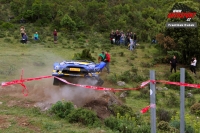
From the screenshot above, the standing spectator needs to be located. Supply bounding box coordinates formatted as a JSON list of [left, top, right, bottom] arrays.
[[129, 37, 134, 51], [170, 55, 177, 73], [120, 33, 125, 45], [133, 33, 137, 47], [98, 51, 105, 63], [34, 32, 39, 40], [21, 33, 28, 44], [53, 29, 58, 44], [20, 26, 25, 38], [190, 57, 197, 75], [104, 51, 110, 73], [110, 31, 115, 44]]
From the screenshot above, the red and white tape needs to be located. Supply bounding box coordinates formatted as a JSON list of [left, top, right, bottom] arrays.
[[1, 72, 200, 114]]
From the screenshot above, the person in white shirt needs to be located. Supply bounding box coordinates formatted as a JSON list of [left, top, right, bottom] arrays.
[[190, 57, 197, 75]]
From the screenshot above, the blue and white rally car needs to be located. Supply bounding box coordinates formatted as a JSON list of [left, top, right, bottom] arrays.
[[52, 60, 106, 86]]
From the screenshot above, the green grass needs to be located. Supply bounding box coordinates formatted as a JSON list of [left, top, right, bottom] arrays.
[[0, 30, 200, 132]]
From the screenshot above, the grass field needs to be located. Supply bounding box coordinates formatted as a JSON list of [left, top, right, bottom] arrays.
[[0, 31, 200, 133]]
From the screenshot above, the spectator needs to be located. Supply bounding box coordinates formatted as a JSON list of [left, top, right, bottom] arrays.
[[151, 37, 156, 44], [190, 57, 197, 75], [98, 51, 105, 63], [34, 32, 39, 40], [129, 37, 134, 51], [104, 51, 110, 73], [20, 26, 25, 38], [53, 29, 58, 44], [110, 31, 115, 44], [170, 55, 177, 73], [133, 33, 137, 47], [120, 33, 125, 45], [21, 33, 28, 44]]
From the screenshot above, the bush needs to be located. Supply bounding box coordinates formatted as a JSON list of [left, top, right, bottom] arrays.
[[157, 108, 172, 122], [170, 120, 195, 133], [4, 38, 12, 43], [157, 121, 170, 131], [104, 116, 119, 131], [187, 96, 196, 107], [0, 32, 6, 38], [50, 101, 74, 118], [67, 108, 100, 126], [73, 49, 95, 61], [165, 92, 179, 107], [190, 103, 200, 115], [106, 73, 118, 84], [134, 124, 151, 133], [1, 22, 14, 29], [109, 104, 134, 117], [167, 71, 194, 90], [118, 71, 132, 83]]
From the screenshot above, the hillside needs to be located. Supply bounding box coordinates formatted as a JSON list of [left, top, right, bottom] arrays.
[[0, 0, 200, 132]]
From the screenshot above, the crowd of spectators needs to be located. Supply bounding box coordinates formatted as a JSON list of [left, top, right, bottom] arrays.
[[109, 30, 137, 50]]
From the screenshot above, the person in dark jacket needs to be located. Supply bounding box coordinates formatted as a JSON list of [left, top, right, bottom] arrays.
[[170, 55, 177, 73]]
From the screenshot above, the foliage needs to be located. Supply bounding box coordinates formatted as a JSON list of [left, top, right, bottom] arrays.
[[50, 101, 74, 118], [60, 14, 77, 32], [104, 116, 119, 131], [171, 111, 200, 133], [165, 92, 179, 107], [73, 49, 95, 62], [190, 103, 200, 115], [167, 71, 194, 90], [157, 121, 170, 131], [109, 104, 134, 117], [67, 108, 100, 127], [1, 22, 14, 29], [157, 108, 172, 122]]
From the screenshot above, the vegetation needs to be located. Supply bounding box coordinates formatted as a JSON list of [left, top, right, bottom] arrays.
[[0, 0, 199, 132]]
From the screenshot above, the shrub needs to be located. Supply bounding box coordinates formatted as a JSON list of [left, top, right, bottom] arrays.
[[1, 22, 14, 29], [187, 96, 196, 107], [104, 115, 135, 132], [4, 38, 12, 43], [134, 124, 151, 133], [169, 127, 179, 133], [165, 92, 179, 107], [67, 108, 100, 126], [190, 103, 200, 115], [131, 66, 138, 74], [0, 32, 6, 38], [140, 62, 153, 68], [73, 49, 95, 61], [106, 73, 118, 84], [157, 121, 170, 131], [170, 120, 195, 133], [50, 101, 74, 118], [167, 71, 194, 90], [118, 71, 132, 82], [170, 120, 180, 129], [157, 108, 172, 122], [136, 87, 150, 99], [109, 104, 134, 117], [104, 116, 119, 131]]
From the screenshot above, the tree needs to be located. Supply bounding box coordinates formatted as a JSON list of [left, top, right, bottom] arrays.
[[60, 14, 76, 32]]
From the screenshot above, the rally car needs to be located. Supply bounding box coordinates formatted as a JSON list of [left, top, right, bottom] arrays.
[[52, 60, 106, 86]]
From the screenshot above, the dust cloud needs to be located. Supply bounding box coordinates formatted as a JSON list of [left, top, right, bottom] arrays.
[[1, 51, 104, 109]]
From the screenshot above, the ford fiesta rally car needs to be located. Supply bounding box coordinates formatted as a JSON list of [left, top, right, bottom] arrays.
[[52, 60, 106, 86]]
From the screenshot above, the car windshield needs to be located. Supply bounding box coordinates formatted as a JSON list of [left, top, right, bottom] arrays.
[[60, 61, 66, 65]]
